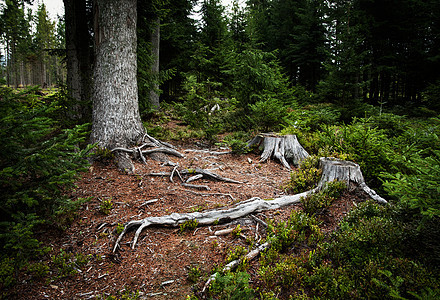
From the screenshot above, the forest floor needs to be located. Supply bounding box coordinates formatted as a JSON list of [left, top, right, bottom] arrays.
[[10, 123, 370, 299]]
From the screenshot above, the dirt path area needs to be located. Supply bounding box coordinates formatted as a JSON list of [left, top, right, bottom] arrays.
[[11, 141, 364, 299]]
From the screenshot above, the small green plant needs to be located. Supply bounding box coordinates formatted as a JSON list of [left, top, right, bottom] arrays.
[[301, 180, 347, 216], [187, 265, 202, 283], [283, 155, 322, 194], [208, 271, 255, 300], [0, 257, 16, 288], [231, 225, 242, 237], [116, 223, 125, 235], [100, 198, 113, 215], [179, 219, 199, 233], [51, 249, 77, 278], [226, 246, 247, 263], [94, 146, 115, 160], [27, 262, 50, 279]]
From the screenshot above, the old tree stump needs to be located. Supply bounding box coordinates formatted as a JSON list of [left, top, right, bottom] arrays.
[[247, 133, 309, 169]]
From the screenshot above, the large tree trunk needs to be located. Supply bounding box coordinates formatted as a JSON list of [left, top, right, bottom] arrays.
[[63, 0, 93, 121], [149, 16, 160, 110], [90, 0, 145, 149]]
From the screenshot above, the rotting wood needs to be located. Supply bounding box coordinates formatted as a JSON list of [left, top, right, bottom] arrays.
[[112, 157, 386, 252], [111, 146, 184, 158], [138, 199, 158, 208], [186, 174, 203, 183], [247, 133, 309, 168]]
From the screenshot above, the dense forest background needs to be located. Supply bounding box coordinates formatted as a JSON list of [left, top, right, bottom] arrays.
[[1, 0, 440, 299]]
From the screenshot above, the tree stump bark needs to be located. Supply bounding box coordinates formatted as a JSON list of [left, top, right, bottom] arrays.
[[317, 157, 387, 204], [247, 133, 309, 168]]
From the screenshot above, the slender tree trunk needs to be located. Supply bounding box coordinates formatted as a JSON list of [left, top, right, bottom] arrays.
[[64, 0, 93, 120], [90, 0, 145, 149], [149, 16, 160, 110]]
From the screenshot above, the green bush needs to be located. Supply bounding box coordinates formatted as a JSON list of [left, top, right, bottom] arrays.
[[208, 271, 255, 300], [249, 96, 287, 132], [283, 155, 322, 194], [0, 87, 92, 286], [301, 180, 347, 216], [383, 149, 440, 221], [175, 75, 227, 140], [318, 121, 392, 189], [266, 211, 323, 252], [285, 103, 341, 132]]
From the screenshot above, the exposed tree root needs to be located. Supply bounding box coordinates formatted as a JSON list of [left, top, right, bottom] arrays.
[[248, 133, 309, 168], [148, 167, 243, 184], [113, 189, 314, 252], [113, 157, 387, 252]]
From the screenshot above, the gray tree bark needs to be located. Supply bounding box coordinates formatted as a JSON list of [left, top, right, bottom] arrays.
[[90, 0, 145, 149], [149, 16, 160, 110]]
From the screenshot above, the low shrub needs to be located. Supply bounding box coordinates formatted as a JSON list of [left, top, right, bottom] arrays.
[[301, 180, 347, 216], [283, 155, 322, 194]]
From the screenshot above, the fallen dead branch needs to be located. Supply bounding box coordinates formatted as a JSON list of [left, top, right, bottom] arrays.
[[148, 167, 243, 184], [181, 183, 210, 190], [184, 149, 233, 155]]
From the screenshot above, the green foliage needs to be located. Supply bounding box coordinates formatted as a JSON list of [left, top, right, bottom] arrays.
[[257, 199, 440, 299], [383, 150, 440, 221], [175, 75, 227, 140], [51, 249, 90, 279], [318, 120, 392, 188], [249, 96, 286, 132], [116, 223, 125, 235], [266, 211, 323, 252], [0, 257, 16, 289], [220, 131, 251, 154], [103, 289, 141, 300], [0, 87, 92, 289], [179, 219, 199, 233], [285, 103, 341, 132], [226, 245, 247, 263], [27, 261, 50, 279], [99, 198, 113, 215], [187, 265, 201, 283], [208, 271, 255, 300], [301, 180, 347, 216], [283, 155, 322, 194]]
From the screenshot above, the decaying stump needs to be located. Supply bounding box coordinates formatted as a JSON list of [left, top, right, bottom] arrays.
[[318, 157, 387, 204], [247, 133, 309, 169], [112, 156, 386, 252]]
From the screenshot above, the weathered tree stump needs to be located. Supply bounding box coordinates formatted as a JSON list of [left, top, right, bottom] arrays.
[[247, 133, 309, 168], [318, 157, 387, 204], [112, 156, 387, 252]]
